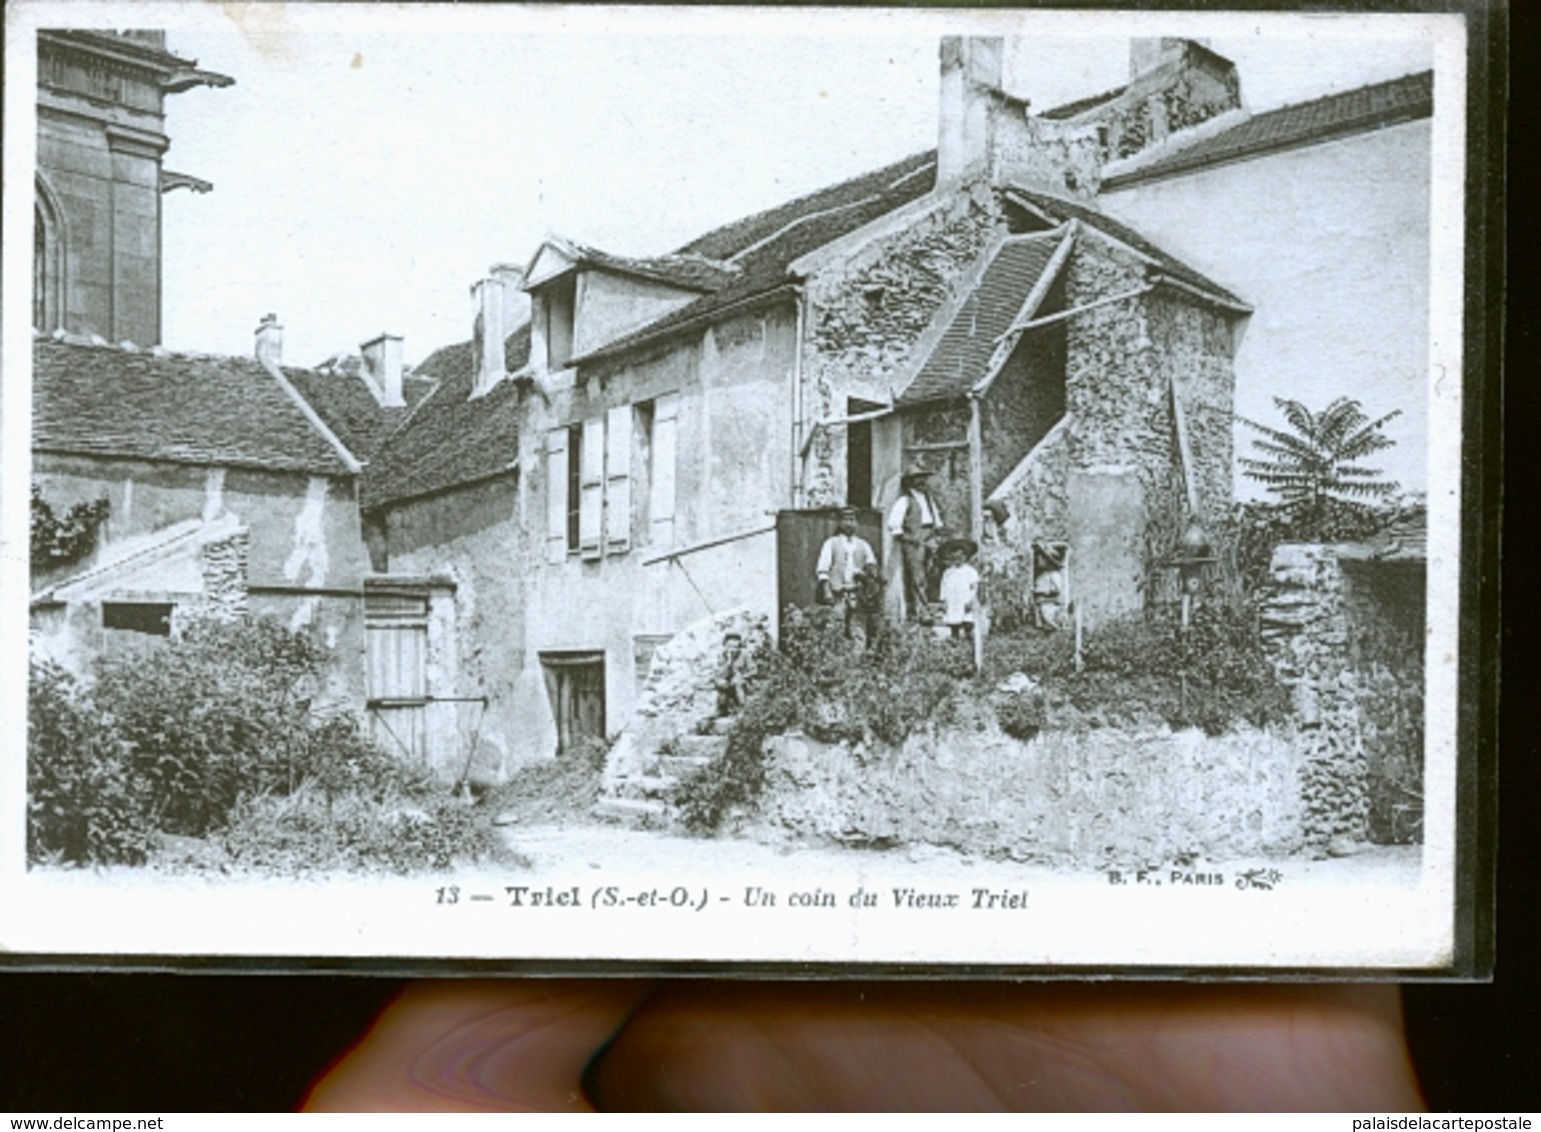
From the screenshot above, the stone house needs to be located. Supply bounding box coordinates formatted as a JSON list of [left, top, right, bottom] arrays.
[[360, 35, 1279, 777], [28, 320, 431, 721]]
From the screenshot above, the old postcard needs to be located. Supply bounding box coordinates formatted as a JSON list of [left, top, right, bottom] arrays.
[[0, 3, 1489, 975]]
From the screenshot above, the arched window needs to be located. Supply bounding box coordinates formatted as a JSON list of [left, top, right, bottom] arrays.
[[34, 175, 66, 333]]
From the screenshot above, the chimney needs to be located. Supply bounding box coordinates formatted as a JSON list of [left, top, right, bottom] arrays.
[[936, 35, 1004, 188], [471, 264, 529, 397], [254, 313, 283, 368], [360, 333, 405, 407], [491, 262, 531, 334], [1130, 37, 1197, 79]]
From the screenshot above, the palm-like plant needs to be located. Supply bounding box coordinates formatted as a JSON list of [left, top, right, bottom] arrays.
[[1239, 397, 1402, 538]]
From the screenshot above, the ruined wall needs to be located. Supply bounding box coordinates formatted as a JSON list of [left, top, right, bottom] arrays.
[[1258, 545, 1368, 853], [803, 190, 1001, 506], [756, 723, 1302, 863], [1148, 293, 1236, 529], [31, 454, 369, 591], [1341, 558, 1427, 844]]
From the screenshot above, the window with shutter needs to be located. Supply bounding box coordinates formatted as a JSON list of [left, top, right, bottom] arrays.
[[545, 427, 569, 564], [579, 416, 605, 559], [606, 405, 633, 554], [649, 393, 679, 550]]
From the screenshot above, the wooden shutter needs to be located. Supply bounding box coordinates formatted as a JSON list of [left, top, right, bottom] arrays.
[[545, 428, 568, 564], [606, 405, 633, 554], [579, 416, 605, 559], [649, 393, 678, 550]]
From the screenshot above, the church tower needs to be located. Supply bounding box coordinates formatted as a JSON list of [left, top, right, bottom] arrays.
[[34, 30, 232, 346]]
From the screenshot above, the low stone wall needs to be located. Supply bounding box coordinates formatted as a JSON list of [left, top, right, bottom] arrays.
[[755, 723, 1303, 864]]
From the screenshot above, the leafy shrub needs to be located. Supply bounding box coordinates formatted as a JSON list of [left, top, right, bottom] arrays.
[[994, 690, 1047, 740], [28, 618, 506, 873], [982, 606, 1289, 737], [27, 661, 152, 866]]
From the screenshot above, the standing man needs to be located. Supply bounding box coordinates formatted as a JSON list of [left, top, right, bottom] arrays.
[[887, 465, 943, 622], [816, 506, 878, 646]]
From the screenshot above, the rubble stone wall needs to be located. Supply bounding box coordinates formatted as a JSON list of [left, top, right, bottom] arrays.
[[195, 528, 250, 622], [1258, 544, 1368, 852], [756, 723, 1303, 863], [803, 191, 1001, 506]]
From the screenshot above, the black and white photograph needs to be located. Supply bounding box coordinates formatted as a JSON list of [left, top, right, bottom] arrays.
[[1, 3, 1481, 974]]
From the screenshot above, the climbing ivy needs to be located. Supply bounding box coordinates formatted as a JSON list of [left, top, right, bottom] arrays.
[[30, 484, 109, 572]]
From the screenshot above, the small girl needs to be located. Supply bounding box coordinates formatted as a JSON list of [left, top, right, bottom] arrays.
[[938, 538, 980, 644]]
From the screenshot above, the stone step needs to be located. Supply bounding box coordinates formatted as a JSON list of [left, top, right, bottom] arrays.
[[656, 754, 713, 779], [593, 795, 669, 824], [707, 716, 737, 736], [626, 773, 679, 798], [673, 734, 729, 761]]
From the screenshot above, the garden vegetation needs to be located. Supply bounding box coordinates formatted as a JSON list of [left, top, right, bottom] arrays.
[[28, 618, 514, 873]]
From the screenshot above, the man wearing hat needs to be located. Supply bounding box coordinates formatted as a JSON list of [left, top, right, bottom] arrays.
[[886, 463, 944, 621], [815, 506, 878, 645]]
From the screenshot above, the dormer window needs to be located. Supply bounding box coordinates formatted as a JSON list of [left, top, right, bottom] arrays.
[[544, 274, 577, 370]]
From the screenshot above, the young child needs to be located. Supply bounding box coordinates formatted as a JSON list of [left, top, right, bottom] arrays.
[[938, 538, 980, 644]]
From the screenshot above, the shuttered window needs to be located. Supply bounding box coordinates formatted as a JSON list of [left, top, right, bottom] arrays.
[[649, 393, 678, 551], [579, 416, 605, 559], [545, 427, 569, 564], [605, 405, 633, 555]]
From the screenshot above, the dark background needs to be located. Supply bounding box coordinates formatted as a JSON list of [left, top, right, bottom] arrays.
[[2, 2, 1527, 1114]]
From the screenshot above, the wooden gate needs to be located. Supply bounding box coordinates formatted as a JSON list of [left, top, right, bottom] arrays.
[[365, 590, 429, 763]]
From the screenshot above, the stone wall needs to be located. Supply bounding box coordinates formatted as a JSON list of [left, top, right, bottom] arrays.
[[755, 723, 1302, 864], [803, 190, 1001, 506], [195, 528, 250, 622], [1257, 544, 1368, 852]]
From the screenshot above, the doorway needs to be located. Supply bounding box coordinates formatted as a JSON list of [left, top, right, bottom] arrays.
[[539, 651, 606, 755]]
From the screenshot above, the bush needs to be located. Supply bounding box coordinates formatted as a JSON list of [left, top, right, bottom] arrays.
[[91, 618, 328, 836], [28, 618, 508, 873], [982, 606, 1289, 736], [27, 661, 152, 866]]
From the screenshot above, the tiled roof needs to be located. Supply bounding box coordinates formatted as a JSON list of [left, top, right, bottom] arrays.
[[897, 232, 1067, 406], [282, 366, 435, 463], [575, 150, 940, 364], [33, 338, 357, 476], [1007, 186, 1246, 308], [360, 325, 531, 509], [1039, 85, 1126, 121], [560, 241, 741, 293], [1102, 71, 1434, 189]]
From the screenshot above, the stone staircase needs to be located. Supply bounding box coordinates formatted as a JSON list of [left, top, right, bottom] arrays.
[[593, 721, 734, 828]]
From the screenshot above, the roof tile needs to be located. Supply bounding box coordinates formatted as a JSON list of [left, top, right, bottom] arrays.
[[33, 339, 357, 476], [898, 233, 1066, 406], [1103, 71, 1433, 189]]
